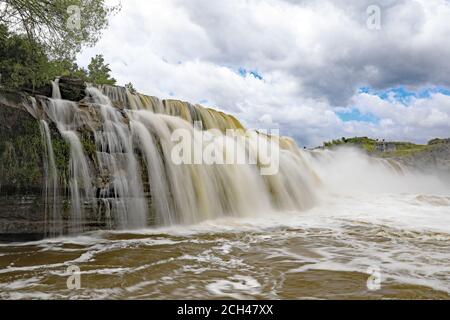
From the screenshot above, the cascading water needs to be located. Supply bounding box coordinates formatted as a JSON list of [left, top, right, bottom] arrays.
[[51, 78, 62, 99], [87, 87, 148, 229], [39, 120, 60, 236], [25, 97, 62, 236], [92, 85, 320, 225], [32, 80, 443, 237], [42, 97, 94, 234], [23, 81, 334, 235], [5, 82, 450, 299]]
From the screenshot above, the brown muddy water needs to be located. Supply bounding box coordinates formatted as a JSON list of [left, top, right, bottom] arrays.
[[1, 193, 449, 300]]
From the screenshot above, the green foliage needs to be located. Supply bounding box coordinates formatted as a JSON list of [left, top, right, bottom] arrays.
[[324, 137, 378, 152], [1, 23, 118, 89], [80, 132, 97, 160], [0, 24, 89, 89], [0, 0, 120, 90], [0, 24, 45, 89], [125, 82, 137, 94], [323, 136, 435, 158], [0, 106, 71, 190], [379, 146, 430, 158], [49, 124, 71, 180], [378, 142, 431, 158], [87, 54, 116, 85], [0, 0, 119, 59], [0, 107, 44, 190]]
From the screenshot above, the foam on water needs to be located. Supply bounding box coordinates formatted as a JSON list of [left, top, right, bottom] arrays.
[[1, 172, 449, 298], [206, 275, 262, 299]]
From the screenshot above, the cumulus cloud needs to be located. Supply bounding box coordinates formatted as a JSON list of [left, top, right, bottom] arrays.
[[78, 0, 450, 146], [350, 92, 450, 141]]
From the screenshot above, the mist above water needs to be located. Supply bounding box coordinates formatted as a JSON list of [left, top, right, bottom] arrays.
[[307, 147, 449, 195]]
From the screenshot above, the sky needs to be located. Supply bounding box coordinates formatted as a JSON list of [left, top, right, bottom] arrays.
[[78, 0, 450, 147]]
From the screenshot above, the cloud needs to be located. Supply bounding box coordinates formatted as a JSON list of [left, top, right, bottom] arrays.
[[78, 0, 450, 146], [350, 91, 450, 141]]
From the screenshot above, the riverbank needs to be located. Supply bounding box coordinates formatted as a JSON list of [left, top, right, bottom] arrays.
[[322, 137, 450, 175]]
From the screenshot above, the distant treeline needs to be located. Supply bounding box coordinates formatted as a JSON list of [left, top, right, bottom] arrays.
[[323, 136, 450, 157]]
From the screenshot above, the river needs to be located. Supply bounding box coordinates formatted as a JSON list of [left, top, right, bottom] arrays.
[[1, 190, 449, 299]]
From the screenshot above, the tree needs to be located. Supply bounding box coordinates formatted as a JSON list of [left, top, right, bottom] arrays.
[[0, 0, 120, 59], [87, 54, 115, 85], [0, 1, 120, 89], [0, 24, 60, 89], [125, 82, 136, 94], [0, 23, 94, 90], [1, 24, 116, 89]]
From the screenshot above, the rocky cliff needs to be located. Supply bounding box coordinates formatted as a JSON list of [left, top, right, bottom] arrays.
[[0, 78, 250, 241], [391, 139, 450, 180], [323, 136, 450, 176], [0, 90, 49, 241], [0, 80, 92, 240]]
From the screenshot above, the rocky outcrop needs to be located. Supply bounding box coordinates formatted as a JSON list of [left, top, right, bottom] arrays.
[[393, 140, 450, 175], [19, 77, 87, 102], [0, 89, 45, 193], [0, 86, 111, 241], [58, 77, 87, 101], [0, 89, 68, 240], [323, 136, 450, 175]]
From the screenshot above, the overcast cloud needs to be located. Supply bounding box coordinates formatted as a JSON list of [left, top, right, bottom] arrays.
[[78, 0, 450, 146]]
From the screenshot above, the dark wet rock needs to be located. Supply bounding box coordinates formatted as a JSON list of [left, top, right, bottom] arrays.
[[0, 93, 44, 192], [59, 77, 87, 101], [0, 83, 150, 240]]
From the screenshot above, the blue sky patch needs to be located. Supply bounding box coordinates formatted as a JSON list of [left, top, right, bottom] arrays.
[[238, 68, 263, 80], [336, 108, 379, 124], [358, 86, 450, 104]]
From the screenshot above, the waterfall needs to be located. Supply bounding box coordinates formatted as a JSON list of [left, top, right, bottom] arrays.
[[26, 97, 62, 235], [24, 81, 325, 235], [40, 120, 61, 236], [51, 78, 62, 99], [88, 88, 148, 228], [42, 98, 94, 233], [98, 85, 244, 131]]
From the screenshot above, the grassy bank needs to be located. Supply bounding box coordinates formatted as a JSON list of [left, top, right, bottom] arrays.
[[323, 137, 449, 158]]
